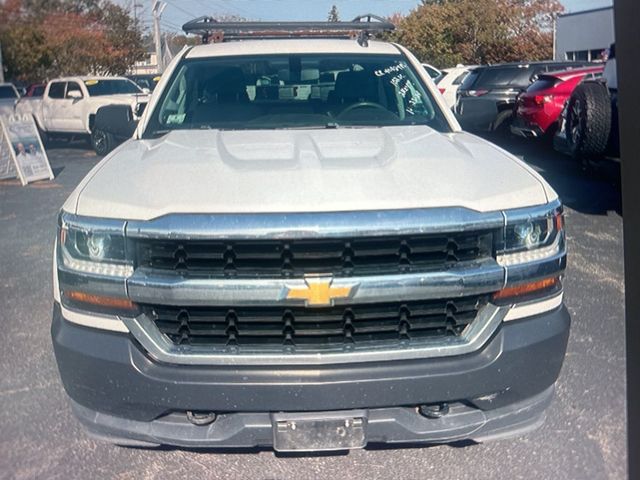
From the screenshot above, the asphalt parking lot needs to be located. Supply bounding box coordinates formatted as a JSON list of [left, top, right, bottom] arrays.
[[0, 136, 625, 480]]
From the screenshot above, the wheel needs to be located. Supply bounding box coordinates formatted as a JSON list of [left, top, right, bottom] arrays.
[[539, 123, 558, 150], [91, 128, 115, 156], [491, 110, 513, 138], [565, 82, 611, 160], [35, 119, 49, 147]]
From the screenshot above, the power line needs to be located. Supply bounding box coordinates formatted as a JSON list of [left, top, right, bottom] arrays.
[[210, 0, 252, 18], [192, 0, 214, 13], [163, 0, 195, 18], [161, 20, 183, 32]]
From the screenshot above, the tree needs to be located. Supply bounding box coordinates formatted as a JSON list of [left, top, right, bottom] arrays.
[[390, 0, 564, 68], [0, 0, 145, 81], [327, 5, 339, 22]]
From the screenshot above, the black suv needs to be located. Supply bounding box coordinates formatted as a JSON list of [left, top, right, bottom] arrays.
[[455, 61, 593, 133]]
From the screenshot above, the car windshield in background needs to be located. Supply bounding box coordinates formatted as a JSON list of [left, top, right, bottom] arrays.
[[422, 64, 440, 79], [475, 66, 531, 88], [527, 76, 561, 93], [144, 54, 450, 137], [460, 69, 481, 90], [84, 79, 142, 96], [0, 86, 18, 99], [129, 75, 160, 91]]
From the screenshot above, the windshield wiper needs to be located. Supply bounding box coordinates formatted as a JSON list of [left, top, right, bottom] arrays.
[[276, 122, 340, 130]]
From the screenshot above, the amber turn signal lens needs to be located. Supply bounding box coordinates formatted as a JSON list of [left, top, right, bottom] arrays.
[[554, 212, 564, 232], [64, 291, 136, 311], [493, 277, 559, 301]]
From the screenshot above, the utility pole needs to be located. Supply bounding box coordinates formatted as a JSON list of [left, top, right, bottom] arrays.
[[152, 0, 167, 73], [131, 1, 142, 35], [0, 43, 4, 83], [552, 12, 558, 61]]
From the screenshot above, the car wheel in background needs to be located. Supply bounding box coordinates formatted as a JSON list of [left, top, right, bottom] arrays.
[[35, 120, 49, 147], [491, 110, 514, 138], [566, 82, 611, 160], [91, 128, 115, 156]]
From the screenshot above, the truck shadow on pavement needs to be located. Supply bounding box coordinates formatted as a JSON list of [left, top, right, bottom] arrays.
[[134, 439, 474, 457], [485, 134, 622, 217]]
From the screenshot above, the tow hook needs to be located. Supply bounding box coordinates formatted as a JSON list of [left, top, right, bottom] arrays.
[[186, 411, 217, 426], [418, 403, 450, 419]]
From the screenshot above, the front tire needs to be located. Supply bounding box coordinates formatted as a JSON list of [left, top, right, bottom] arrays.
[[35, 120, 50, 147], [91, 128, 115, 156], [565, 82, 611, 160]]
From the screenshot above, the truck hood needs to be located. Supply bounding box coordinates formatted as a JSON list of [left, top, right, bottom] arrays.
[[70, 126, 555, 220]]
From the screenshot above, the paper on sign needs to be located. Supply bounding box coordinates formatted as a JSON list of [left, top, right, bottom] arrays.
[[0, 127, 17, 180], [0, 114, 54, 185]]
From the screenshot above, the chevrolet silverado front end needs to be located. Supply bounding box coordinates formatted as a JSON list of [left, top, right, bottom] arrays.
[[51, 18, 570, 452]]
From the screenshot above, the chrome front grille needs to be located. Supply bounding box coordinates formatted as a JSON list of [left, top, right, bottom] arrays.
[[144, 296, 488, 352], [122, 207, 513, 364]]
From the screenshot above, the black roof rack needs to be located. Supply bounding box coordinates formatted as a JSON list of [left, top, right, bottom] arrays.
[[182, 14, 395, 47]]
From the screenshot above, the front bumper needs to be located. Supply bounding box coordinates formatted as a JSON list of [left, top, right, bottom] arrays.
[[52, 302, 571, 449]]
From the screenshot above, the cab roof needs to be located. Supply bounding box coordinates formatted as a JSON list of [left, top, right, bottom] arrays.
[[51, 76, 130, 82], [185, 39, 401, 59]]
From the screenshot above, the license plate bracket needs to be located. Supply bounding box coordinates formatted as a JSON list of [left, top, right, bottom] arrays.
[[272, 411, 367, 452]]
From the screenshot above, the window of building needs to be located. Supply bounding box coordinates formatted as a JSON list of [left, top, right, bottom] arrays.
[[590, 49, 605, 61], [566, 49, 606, 62]]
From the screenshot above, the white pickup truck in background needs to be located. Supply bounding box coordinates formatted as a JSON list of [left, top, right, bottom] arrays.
[[0, 83, 21, 117], [16, 76, 150, 155]]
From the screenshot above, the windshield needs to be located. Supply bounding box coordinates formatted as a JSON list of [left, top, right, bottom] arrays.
[[84, 79, 142, 96], [130, 76, 159, 91], [0, 86, 18, 99], [526, 76, 561, 93], [475, 66, 532, 88], [31, 85, 45, 97], [459, 69, 481, 90], [144, 54, 450, 137]]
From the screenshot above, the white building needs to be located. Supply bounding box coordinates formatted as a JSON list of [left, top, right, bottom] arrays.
[[555, 6, 615, 62]]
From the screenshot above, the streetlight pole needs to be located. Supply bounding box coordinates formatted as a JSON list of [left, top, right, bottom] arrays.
[[552, 12, 558, 61], [152, 0, 167, 73], [0, 43, 4, 83]]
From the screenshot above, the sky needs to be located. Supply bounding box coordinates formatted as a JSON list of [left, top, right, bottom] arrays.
[[122, 0, 615, 34]]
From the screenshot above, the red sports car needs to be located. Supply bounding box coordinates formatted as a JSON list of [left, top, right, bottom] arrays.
[[511, 65, 604, 139]]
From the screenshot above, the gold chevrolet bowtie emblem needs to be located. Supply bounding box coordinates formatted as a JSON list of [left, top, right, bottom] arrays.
[[285, 275, 356, 307]]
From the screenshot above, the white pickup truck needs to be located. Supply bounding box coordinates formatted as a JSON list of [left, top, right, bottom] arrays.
[[16, 76, 149, 155], [52, 17, 570, 452], [0, 83, 21, 116]]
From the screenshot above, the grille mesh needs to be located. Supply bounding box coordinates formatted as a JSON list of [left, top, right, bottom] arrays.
[[136, 232, 494, 278], [145, 296, 487, 352]]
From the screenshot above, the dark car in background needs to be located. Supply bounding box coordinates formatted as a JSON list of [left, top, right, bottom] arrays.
[[455, 61, 593, 134], [511, 65, 604, 140], [24, 83, 46, 97], [127, 74, 161, 92]]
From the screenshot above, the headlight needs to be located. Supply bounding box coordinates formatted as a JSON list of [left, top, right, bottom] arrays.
[[59, 213, 133, 277], [497, 204, 564, 266]]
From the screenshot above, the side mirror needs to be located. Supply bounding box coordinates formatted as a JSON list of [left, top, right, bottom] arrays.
[[94, 104, 139, 139], [142, 88, 151, 94], [67, 90, 83, 100], [133, 102, 147, 117]]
